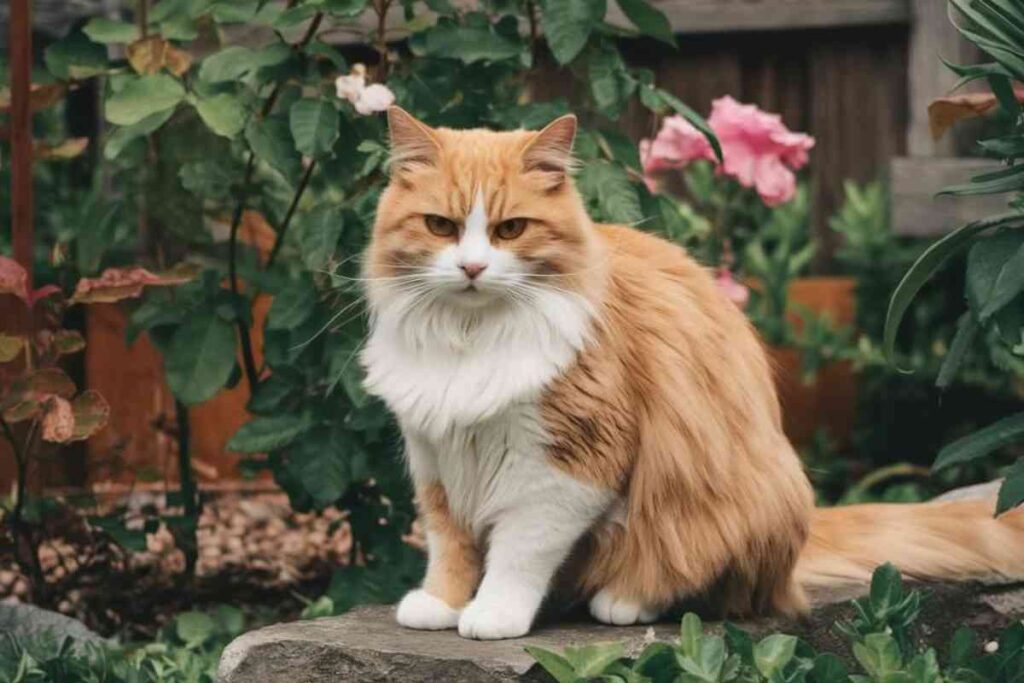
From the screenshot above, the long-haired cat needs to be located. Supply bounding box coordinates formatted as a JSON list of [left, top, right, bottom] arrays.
[[360, 107, 1024, 640]]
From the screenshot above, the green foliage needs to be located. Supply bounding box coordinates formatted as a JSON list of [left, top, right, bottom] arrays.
[[528, 565, 1021, 683], [882, 0, 1024, 512], [0, 605, 246, 682]]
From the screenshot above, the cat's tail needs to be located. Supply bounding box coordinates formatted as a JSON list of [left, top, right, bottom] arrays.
[[794, 497, 1024, 590]]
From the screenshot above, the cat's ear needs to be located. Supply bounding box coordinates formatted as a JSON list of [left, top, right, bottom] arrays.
[[387, 106, 440, 171], [522, 114, 578, 181]]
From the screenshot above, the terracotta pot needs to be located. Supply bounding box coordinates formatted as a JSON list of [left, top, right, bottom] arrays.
[[766, 276, 857, 449]]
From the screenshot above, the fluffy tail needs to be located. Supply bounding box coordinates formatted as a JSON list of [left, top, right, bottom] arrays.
[[795, 498, 1024, 590]]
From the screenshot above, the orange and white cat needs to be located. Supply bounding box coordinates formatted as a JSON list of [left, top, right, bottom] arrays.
[[360, 107, 1024, 640]]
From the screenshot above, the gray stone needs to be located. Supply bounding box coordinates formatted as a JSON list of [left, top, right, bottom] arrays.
[[0, 602, 107, 652], [219, 582, 1024, 683]]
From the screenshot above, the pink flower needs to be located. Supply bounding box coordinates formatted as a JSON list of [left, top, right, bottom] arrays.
[[640, 117, 715, 175], [639, 96, 814, 206], [708, 96, 814, 206], [714, 268, 749, 308]]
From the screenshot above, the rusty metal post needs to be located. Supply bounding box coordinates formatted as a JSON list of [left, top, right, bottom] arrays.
[[10, 0, 34, 290]]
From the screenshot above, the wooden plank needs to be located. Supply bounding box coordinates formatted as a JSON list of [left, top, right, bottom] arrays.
[[609, 0, 909, 33], [891, 156, 1009, 236], [906, 0, 983, 156]]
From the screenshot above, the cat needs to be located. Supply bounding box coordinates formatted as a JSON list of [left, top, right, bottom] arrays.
[[360, 106, 1024, 640]]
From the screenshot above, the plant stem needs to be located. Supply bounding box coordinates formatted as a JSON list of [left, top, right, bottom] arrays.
[[3, 417, 47, 604], [174, 400, 199, 579], [267, 160, 317, 268], [373, 0, 392, 81], [226, 10, 326, 393]]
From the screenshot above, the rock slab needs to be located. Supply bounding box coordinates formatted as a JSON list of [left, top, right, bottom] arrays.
[[0, 602, 107, 652], [219, 582, 1024, 683]]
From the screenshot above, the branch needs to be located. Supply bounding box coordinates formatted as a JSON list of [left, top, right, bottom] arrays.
[[267, 160, 317, 268]]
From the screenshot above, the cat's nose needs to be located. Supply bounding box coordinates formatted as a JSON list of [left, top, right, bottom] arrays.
[[459, 262, 488, 280]]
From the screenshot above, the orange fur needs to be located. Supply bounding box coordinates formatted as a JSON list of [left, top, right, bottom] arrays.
[[368, 109, 1024, 622], [417, 483, 481, 608]]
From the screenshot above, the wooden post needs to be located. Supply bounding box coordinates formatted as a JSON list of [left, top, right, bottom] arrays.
[[10, 0, 34, 288]]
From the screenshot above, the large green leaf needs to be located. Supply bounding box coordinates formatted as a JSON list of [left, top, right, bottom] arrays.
[[418, 19, 524, 64], [933, 411, 1024, 471], [194, 93, 248, 138], [523, 647, 577, 683], [541, 0, 607, 65], [227, 412, 314, 453], [939, 163, 1024, 197], [286, 429, 351, 508], [83, 18, 140, 44], [300, 206, 345, 271], [884, 212, 1024, 364], [966, 230, 1024, 314], [936, 312, 978, 390], [199, 44, 291, 83], [164, 309, 238, 405], [105, 108, 176, 160], [45, 31, 108, 80], [576, 161, 642, 223], [997, 459, 1024, 515], [753, 634, 798, 678], [246, 114, 303, 184], [267, 279, 317, 330], [290, 98, 340, 158], [616, 0, 675, 45], [586, 43, 636, 120], [981, 241, 1024, 320], [105, 74, 185, 126]]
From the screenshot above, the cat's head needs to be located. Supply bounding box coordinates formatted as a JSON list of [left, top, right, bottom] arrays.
[[364, 107, 602, 311]]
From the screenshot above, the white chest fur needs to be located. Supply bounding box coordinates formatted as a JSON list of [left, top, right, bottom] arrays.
[[362, 288, 598, 530], [361, 289, 594, 439]]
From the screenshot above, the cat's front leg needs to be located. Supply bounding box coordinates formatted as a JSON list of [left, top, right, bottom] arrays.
[[458, 472, 611, 640], [396, 482, 481, 630]]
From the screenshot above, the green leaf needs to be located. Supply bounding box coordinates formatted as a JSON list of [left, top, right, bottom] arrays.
[[525, 646, 580, 683], [884, 212, 1024, 364], [83, 18, 140, 44], [199, 46, 256, 82], [869, 562, 904, 614], [195, 92, 248, 138], [300, 206, 345, 271], [417, 19, 524, 64], [997, 459, 1024, 515], [105, 108, 176, 160], [753, 634, 798, 678], [615, 0, 675, 45], [810, 653, 848, 683], [949, 626, 977, 668], [179, 159, 237, 199], [290, 98, 340, 158], [325, 0, 371, 17], [0, 334, 25, 363], [164, 309, 238, 405], [45, 31, 108, 79], [213, 605, 246, 637], [854, 633, 903, 677], [246, 114, 303, 184], [936, 312, 979, 390], [210, 0, 261, 23], [105, 74, 185, 126], [287, 431, 351, 507], [680, 613, 702, 659], [577, 161, 642, 223], [268, 279, 318, 330], [586, 43, 636, 120], [227, 412, 315, 453], [968, 232, 1024, 314], [541, 0, 607, 64], [980, 241, 1024, 320], [939, 163, 1024, 197], [175, 611, 216, 646], [934, 411, 1024, 471]]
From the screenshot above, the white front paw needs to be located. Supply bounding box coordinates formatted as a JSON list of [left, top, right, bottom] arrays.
[[457, 597, 534, 640], [589, 588, 660, 626], [396, 589, 461, 630]]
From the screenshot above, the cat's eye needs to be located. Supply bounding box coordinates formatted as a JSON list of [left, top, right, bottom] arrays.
[[424, 214, 458, 237], [495, 218, 528, 240]]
